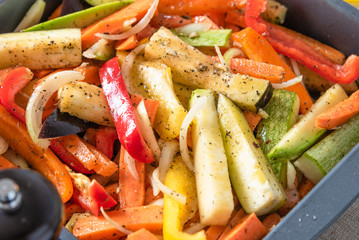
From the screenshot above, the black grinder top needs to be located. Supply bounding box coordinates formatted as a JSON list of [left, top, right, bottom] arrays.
[[0, 169, 64, 240]]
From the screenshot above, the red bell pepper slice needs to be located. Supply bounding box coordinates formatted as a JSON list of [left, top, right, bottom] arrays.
[[245, 0, 359, 84], [99, 57, 154, 164], [50, 139, 94, 174], [0, 67, 33, 123], [95, 127, 118, 159], [70, 171, 117, 216]]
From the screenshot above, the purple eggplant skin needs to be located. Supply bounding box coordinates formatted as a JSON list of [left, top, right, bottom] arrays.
[[39, 108, 97, 139], [60, 0, 92, 16]]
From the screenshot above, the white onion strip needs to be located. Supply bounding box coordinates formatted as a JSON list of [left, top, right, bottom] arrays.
[[183, 223, 206, 234], [148, 198, 164, 206], [26, 71, 84, 148], [223, 47, 246, 67], [290, 58, 302, 77], [152, 167, 186, 205], [100, 207, 133, 235], [179, 97, 207, 173], [0, 136, 9, 155], [95, 0, 159, 40], [121, 44, 146, 95], [124, 150, 140, 182], [136, 100, 161, 160], [272, 75, 303, 89], [258, 108, 269, 119], [158, 140, 179, 182], [175, 23, 211, 37], [287, 161, 297, 190], [147, 165, 160, 196], [214, 45, 226, 68], [82, 39, 109, 59]]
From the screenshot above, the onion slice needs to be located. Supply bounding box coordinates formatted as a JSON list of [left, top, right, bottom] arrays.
[[287, 161, 297, 190], [82, 39, 109, 59], [183, 223, 206, 234], [0, 136, 9, 155], [290, 58, 301, 77], [175, 23, 211, 37], [136, 100, 161, 160], [100, 207, 133, 235], [158, 140, 179, 182], [124, 150, 140, 182], [272, 75, 303, 89], [26, 71, 84, 148], [180, 97, 207, 173], [121, 44, 146, 95], [223, 47, 246, 66], [95, 0, 159, 40], [152, 167, 186, 205], [148, 198, 164, 206], [147, 165, 160, 196]]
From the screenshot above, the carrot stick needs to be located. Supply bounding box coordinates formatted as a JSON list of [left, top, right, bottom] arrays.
[[232, 27, 313, 113], [192, 15, 220, 29], [115, 35, 138, 51], [243, 110, 262, 131], [64, 201, 85, 221], [72, 205, 164, 240], [222, 213, 268, 240], [211, 56, 285, 83], [158, 0, 246, 15], [118, 146, 146, 208], [104, 182, 119, 200], [0, 105, 73, 202], [59, 135, 118, 177], [298, 178, 315, 199], [127, 228, 160, 240], [33, 69, 53, 79], [48, 4, 62, 20], [316, 89, 359, 129], [225, 10, 246, 28], [206, 225, 226, 240], [218, 209, 247, 240], [130, 94, 160, 125], [0, 155, 17, 169], [278, 188, 300, 216], [74, 64, 102, 86], [81, 0, 153, 50], [144, 185, 163, 205], [262, 213, 281, 231]]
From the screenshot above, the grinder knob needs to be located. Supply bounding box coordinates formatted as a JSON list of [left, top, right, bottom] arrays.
[[0, 169, 63, 240]]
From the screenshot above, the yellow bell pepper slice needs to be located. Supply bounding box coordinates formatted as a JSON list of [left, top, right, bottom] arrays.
[[163, 156, 206, 240]]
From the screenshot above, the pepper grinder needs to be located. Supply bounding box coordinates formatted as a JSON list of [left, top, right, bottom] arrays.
[[0, 169, 76, 240]]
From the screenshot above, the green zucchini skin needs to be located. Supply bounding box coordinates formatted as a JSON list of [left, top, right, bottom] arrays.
[[267, 84, 348, 161], [295, 113, 359, 184], [174, 29, 232, 47], [256, 89, 300, 185]]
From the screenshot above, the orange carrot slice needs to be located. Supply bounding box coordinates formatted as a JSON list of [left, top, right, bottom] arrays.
[[81, 0, 153, 50], [118, 146, 146, 208], [222, 213, 268, 240], [243, 110, 262, 131], [115, 35, 139, 51], [206, 225, 226, 240], [127, 228, 160, 240], [158, 0, 246, 15], [211, 56, 285, 83], [262, 213, 281, 231], [73, 205, 164, 240], [232, 27, 313, 113], [316, 89, 359, 129], [0, 155, 17, 169], [59, 135, 118, 177]]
